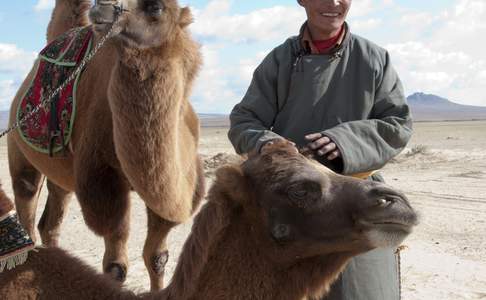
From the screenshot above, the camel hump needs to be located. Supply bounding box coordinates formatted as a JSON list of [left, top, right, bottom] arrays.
[[46, 0, 92, 43]]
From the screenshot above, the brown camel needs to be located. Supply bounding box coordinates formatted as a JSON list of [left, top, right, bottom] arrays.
[[0, 140, 418, 299], [0, 184, 14, 216], [7, 0, 203, 290]]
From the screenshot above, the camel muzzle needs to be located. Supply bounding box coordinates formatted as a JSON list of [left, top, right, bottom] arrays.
[[356, 184, 419, 234], [90, 0, 126, 25]]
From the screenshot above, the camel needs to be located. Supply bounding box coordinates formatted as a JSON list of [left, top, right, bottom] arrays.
[[7, 0, 203, 290], [0, 140, 419, 299], [0, 184, 14, 216]]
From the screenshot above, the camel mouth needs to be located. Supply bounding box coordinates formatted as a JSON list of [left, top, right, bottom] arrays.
[[370, 221, 414, 233], [363, 219, 417, 248], [358, 218, 417, 234]]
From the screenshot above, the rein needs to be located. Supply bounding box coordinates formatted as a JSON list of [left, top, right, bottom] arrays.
[[0, 4, 126, 140]]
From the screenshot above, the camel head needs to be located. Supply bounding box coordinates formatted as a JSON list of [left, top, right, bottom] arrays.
[[215, 140, 418, 264], [90, 0, 193, 49]]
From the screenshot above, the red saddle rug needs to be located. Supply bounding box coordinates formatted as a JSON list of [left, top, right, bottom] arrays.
[[17, 26, 93, 155]]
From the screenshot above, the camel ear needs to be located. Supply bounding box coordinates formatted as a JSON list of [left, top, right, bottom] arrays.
[[213, 164, 250, 205], [179, 7, 193, 28]]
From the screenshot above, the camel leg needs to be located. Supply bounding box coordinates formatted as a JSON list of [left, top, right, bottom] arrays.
[[102, 221, 130, 282], [143, 208, 176, 291], [142, 157, 204, 291], [37, 180, 73, 247], [8, 140, 44, 243], [75, 163, 131, 282]]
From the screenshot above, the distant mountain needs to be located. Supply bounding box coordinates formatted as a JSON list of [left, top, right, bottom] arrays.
[[197, 113, 229, 127], [407, 92, 486, 121], [197, 93, 486, 124], [1, 93, 485, 130], [0, 111, 230, 130]]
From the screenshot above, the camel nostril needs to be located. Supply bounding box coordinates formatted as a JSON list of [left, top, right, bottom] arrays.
[[368, 184, 407, 202], [271, 224, 291, 243]]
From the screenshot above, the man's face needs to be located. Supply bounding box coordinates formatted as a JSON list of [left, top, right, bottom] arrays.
[[299, 0, 352, 39]]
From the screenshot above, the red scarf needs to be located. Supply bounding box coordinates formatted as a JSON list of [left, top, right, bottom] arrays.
[[312, 25, 344, 54]]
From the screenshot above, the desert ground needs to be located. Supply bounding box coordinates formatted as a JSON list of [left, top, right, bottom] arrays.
[[1, 120, 485, 299]]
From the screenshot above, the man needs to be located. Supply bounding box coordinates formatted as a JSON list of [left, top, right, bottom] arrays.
[[228, 0, 412, 299]]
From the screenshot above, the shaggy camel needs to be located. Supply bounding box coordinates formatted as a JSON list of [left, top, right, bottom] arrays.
[[0, 184, 14, 216], [0, 141, 418, 300], [7, 0, 203, 290]]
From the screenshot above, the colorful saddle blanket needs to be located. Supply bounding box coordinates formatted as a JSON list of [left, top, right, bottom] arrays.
[[17, 26, 93, 155], [0, 212, 35, 272]]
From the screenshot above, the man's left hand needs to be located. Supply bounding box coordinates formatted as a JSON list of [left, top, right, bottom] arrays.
[[304, 133, 341, 160]]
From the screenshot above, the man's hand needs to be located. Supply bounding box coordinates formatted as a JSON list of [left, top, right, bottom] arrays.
[[304, 133, 341, 160]]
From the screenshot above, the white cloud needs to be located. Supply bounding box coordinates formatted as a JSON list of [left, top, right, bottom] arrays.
[[351, 18, 382, 31], [400, 12, 436, 27], [237, 51, 267, 85], [189, 0, 486, 110], [348, 0, 375, 18], [191, 1, 305, 43], [34, 0, 55, 11], [191, 45, 270, 113], [384, 0, 486, 106], [191, 44, 240, 113], [433, 0, 486, 57], [0, 44, 36, 111], [0, 80, 18, 110], [386, 40, 486, 106], [0, 44, 37, 75]]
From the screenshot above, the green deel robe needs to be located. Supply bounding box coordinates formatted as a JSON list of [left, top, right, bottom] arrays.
[[228, 23, 412, 300]]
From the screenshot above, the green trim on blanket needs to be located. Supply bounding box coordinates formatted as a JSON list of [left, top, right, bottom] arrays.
[[16, 30, 93, 155], [38, 55, 77, 66], [63, 36, 93, 151], [38, 27, 84, 65], [16, 58, 42, 152]]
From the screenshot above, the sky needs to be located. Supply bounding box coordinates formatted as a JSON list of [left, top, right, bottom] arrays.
[[0, 0, 485, 113]]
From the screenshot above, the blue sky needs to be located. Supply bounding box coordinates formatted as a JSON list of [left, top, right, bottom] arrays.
[[1, 0, 485, 113]]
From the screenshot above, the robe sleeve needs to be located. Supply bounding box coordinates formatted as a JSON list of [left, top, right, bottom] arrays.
[[322, 51, 413, 175], [228, 50, 284, 154]]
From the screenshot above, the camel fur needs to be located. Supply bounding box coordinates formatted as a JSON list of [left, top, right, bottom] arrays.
[[7, 0, 203, 290], [0, 141, 418, 299], [0, 183, 14, 216]]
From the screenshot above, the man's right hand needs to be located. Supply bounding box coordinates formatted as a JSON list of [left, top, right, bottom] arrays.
[[304, 133, 341, 161]]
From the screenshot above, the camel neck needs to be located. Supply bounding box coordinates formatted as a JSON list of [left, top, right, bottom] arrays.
[[160, 211, 350, 300], [107, 45, 195, 222], [106, 30, 201, 223], [109, 56, 183, 155]]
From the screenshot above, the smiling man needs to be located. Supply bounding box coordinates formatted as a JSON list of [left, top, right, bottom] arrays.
[[228, 0, 412, 299]]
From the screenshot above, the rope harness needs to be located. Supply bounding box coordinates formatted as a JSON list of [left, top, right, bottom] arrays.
[[396, 245, 408, 300]]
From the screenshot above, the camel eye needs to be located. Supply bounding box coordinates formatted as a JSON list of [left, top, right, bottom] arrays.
[[286, 181, 322, 208], [143, 1, 164, 17], [287, 185, 308, 200]]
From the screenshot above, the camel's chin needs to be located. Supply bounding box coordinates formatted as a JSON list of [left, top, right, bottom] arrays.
[[92, 23, 112, 35], [365, 228, 411, 248]]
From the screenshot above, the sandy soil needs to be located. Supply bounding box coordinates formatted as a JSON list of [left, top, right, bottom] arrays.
[[1, 120, 485, 299]]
